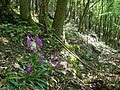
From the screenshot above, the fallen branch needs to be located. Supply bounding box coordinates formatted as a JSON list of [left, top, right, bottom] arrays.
[[52, 31, 99, 72]]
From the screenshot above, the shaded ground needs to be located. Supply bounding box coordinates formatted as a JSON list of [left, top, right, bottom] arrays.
[[0, 30, 25, 88]]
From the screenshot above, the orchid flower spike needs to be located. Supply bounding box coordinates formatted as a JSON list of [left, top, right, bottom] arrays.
[[26, 63, 31, 75], [55, 61, 62, 68], [39, 54, 44, 64], [26, 35, 31, 49], [34, 35, 42, 48]]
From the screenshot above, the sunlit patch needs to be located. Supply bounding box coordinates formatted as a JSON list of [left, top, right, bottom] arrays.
[[0, 66, 8, 69], [1, 37, 9, 45], [13, 63, 20, 69]]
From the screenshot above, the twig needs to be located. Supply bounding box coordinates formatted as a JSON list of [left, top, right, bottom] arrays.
[[52, 32, 99, 72]]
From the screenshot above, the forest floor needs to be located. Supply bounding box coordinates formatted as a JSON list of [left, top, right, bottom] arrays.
[[0, 23, 120, 90], [61, 22, 120, 90]]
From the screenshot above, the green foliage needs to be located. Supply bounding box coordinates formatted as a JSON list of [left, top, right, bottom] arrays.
[[0, 23, 41, 43], [4, 47, 48, 89], [0, 21, 40, 43], [81, 50, 91, 60], [113, 0, 120, 16], [3, 34, 48, 90], [69, 59, 82, 78]]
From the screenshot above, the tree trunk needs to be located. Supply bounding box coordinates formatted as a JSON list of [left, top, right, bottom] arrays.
[[52, 0, 68, 38], [39, 0, 49, 33], [20, 0, 31, 20], [78, 0, 90, 32]]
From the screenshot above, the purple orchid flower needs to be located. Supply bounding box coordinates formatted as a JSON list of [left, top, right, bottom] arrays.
[[39, 54, 44, 64], [26, 63, 31, 75], [34, 35, 42, 48], [26, 35, 31, 49], [55, 61, 62, 68], [51, 54, 57, 62]]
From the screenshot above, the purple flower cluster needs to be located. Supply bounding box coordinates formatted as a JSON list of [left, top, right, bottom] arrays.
[[51, 54, 57, 62], [34, 35, 42, 48], [25, 34, 62, 76], [39, 54, 44, 64], [51, 53, 62, 69], [25, 34, 44, 75], [26, 35, 31, 49], [55, 61, 62, 68], [26, 63, 31, 75], [26, 35, 42, 51]]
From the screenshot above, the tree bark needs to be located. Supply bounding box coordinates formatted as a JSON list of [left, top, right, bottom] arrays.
[[39, 0, 49, 33], [78, 0, 90, 32], [20, 0, 31, 20], [52, 0, 69, 38]]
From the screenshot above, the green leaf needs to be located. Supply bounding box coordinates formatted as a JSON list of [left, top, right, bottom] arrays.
[[6, 30, 12, 33], [12, 37, 18, 42], [6, 83, 14, 90], [76, 70, 82, 79], [38, 69, 48, 75], [35, 81, 45, 90], [7, 79, 19, 88], [36, 79, 47, 86], [26, 80, 35, 89], [37, 75, 47, 79]]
